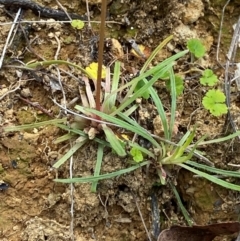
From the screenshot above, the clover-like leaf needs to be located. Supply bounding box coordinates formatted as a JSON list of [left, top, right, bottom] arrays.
[[200, 69, 218, 86], [187, 39, 205, 58], [71, 20, 85, 30], [202, 89, 228, 116], [130, 147, 143, 163], [85, 62, 106, 81]]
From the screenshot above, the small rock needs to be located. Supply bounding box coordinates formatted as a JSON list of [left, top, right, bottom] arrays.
[[182, 0, 204, 24], [20, 88, 32, 98], [173, 23, 197, 43]]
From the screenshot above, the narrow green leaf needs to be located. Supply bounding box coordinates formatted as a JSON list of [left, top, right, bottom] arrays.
[[102, 124, 126, 157], [170, 181, 193, 226], [179, 163, 240, 191], [121, 49, 189, 103], [140, 35, 173, 73], [26, 60, 91, 78], [55, 123, 110, 147], [102, 61, 120, 112], [169, 68, 176, 139], [193, 131, 240, 146], [147, 82, 169, 139], [165, 75, 184, 96], [54, 161, 150, 183], [123, 104, 139, 117], [75, 105, 159, 148], [91, 143, 104, 192], [4, 118, 67, 132], [112, 66, 171, 116], [53, 137, 88, 168], [117, 112, 160, 148], [186, 160, 240, 178], [53, 133, 76, 144]]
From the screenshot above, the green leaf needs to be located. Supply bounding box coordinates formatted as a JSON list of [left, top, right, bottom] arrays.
[[170, 182, 193, 226], [4, 118, 67, 132], [91, 143, 104, 192], [102, 124, 127, 157], [53, 137, 88, 168], [200, 69, 218, 86], [71, 20, 85, 30], [134, 79, 150, 99], [186, 160, 240, 178], [75, 105, 160, 147], [54, 161, 150, 183], [202, 89, 228, 116], [187, 39, 205, 58], [165, 75, 184, 96], [179, 163, 240, 191], [140, 35, 173, 73], [130, 147, 143, 163]]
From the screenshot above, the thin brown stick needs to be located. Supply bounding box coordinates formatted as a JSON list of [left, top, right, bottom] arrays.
[[96, 0, 107, 112], [17, 95, 54, 117]]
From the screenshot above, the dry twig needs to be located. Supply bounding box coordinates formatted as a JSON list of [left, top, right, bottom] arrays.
[[0, 8, 22, 69]]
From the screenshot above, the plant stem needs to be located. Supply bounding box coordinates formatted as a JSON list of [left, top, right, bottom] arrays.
[[96, 0, 107, 112]]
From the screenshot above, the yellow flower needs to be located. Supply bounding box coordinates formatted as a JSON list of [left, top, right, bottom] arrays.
[[85, 62, 106, 81]]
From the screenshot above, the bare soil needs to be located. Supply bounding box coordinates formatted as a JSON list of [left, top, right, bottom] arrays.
[[0, 0, 240, 241]]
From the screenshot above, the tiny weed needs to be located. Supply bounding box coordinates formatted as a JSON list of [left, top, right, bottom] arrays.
[[200, 69, 219, 86], [71, 19, 85, 30], [187, 38, 228, 116], [187, 38, 205, 58], [202, 89, 228, 116]]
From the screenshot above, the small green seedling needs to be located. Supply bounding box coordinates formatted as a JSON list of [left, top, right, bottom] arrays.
[[200, 69, 218, 86], [186, 39, 227, 116], [130, 147, 144, 163], [202, 89, 228, 116], [187, 38, 205, 58], [71, 20, 85, 30]]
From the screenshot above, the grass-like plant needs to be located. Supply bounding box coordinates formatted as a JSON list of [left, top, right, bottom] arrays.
[[4, 34, 189, 190], [4, 36, 240, 227], [4, 36, 240, 193], [58, 74, 240, 192]]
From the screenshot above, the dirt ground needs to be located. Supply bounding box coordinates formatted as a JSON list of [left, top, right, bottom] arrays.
[[0, 0, 240, 241]]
